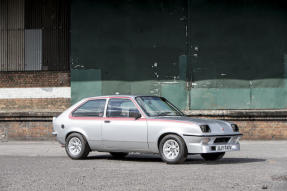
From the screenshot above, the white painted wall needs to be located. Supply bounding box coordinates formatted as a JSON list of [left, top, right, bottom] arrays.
[[0, 87, 71, 99]]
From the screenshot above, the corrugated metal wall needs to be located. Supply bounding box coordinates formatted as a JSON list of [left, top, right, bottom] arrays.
[[0, 0, 8, 71], [0, 0, 70, 71], [0, 0, 25, 71], [25, 29, 42, 70], [0, 31, 7, 71]]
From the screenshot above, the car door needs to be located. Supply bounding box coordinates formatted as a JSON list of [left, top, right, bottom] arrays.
[[102, 98, 148, 151], [69, 99, 106, 149]]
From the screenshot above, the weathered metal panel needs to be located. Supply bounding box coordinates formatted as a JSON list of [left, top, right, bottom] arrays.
[[7, 30, 24, 71], [0, 0, 25, 71], [41, 0, 70, 71], [71, 0, 188, 107], [251, 87, 287, 109], [0, 0, 8, 30], [25, 29, 42, 71], [0, 0, 8, 71], [190, 88, 251, 110], [71, 69, 102, 104], [7, 0, 24, 30], [0, 31, 8, 71], [161, 81, 187, 109], [70, 0, 287, 109], [45, 28, 69, 71], [0, 0, 70, 72], [42, 29, 60, 70], [24, 0, 43, 29], [189, 0, 287, 109]]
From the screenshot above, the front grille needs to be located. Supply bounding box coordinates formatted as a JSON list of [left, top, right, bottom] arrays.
[[214, 137, 230, 144]]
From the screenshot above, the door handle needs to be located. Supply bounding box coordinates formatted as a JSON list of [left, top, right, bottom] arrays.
[[104, 120, 111, 123]]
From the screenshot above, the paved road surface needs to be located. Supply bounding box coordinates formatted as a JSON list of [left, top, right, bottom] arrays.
[[0, 141, 286, 191]]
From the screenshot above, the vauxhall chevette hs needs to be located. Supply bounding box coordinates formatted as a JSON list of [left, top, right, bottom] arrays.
[[52, 95, 242, 164]]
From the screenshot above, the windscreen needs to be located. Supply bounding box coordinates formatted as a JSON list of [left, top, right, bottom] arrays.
[[135, 96, 183, 117]]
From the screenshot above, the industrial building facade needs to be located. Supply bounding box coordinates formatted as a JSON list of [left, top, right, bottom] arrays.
[[0, 0, 287, 140]]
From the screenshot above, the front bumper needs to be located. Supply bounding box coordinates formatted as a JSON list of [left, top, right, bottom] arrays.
[[183, 134, 242, 154]]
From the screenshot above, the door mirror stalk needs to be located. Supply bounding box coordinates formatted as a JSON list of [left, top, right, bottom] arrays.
[[132, 113, 141, 120]]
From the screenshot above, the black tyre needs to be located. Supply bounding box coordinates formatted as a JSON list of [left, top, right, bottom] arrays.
[[201, 152, 225, 161], [110, 152, 128, 158], [65, 133, 90, 159], [159, 134, 187, 164]]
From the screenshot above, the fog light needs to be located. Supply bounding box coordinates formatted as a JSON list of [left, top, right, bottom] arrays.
[[234, 136, 240, 143], [201, 137, 211, 144], [231, 136, 240, 144]]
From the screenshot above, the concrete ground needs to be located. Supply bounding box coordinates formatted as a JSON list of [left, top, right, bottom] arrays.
[[0, 141, 286, 191]]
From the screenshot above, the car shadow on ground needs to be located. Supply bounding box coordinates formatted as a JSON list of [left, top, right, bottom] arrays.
[[85, 153, 266, 165]]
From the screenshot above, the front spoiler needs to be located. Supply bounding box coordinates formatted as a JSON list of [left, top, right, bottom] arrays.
[[183, 133, 243, 137], [183, 134, 242, 154]]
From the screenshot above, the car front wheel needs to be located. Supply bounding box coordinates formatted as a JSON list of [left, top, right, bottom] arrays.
[[201, 152, 225, 161], [159, 134, 187, 164], [65, 133, 90, 159]]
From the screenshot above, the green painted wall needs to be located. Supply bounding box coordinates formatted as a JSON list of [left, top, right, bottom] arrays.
[[71, 0, 287, 110], [71, 69, 102, 103], [189, 0, 287, 109], [71, 0, 189, 109]]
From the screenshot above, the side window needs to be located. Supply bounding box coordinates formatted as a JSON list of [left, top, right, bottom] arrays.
[[106, 98, 140, 118], [72, 99, 106, 117]]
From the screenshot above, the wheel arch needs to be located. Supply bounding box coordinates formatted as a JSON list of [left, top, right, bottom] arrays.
[[157, 132, 185, 148], [65, 131, 91, 150]]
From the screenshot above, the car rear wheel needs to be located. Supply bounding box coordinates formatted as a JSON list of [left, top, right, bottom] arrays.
[[110, 152, 128, 158], [201, 152, 225, 161], [65, 133, 90, 159], [159, 134, 187, 164]]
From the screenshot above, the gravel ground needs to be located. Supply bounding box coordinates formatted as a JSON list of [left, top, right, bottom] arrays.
[[0, 141, 286, 191]]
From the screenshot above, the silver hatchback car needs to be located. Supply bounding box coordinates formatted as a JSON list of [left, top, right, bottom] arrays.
[[53, 95, 242, 164]]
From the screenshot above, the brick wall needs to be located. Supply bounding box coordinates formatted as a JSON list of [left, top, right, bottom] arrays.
[[236, 121, 287, 140], [186, 110, 287, 140], [0, 71, 71, 112], [0, 112, 60, 141], [0, 121, 55, 141], [0, 71, 70, 141], [0, 112, 287, 141], [0, 98, 70, 111], [0, 71, 70, 88]]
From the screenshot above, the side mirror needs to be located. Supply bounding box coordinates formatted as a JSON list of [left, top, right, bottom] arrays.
[[135, 113, 141, 120], [130, 112, 141, 120]]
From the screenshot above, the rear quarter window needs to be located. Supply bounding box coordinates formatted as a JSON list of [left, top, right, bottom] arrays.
[[72, 99, 106, 117]]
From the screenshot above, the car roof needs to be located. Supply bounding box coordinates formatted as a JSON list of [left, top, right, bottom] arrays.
[[85, 95, 160, 100]]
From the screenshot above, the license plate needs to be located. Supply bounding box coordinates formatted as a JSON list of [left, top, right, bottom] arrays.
[[216, 145, 232, 151]]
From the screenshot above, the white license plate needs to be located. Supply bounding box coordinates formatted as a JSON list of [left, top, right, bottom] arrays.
[[216, 145, 232, 151]]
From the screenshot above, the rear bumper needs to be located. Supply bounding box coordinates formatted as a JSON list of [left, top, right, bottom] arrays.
[[52, 131, 65, 145], [183, 134, 242, 154], [52, 131, 57, 136]]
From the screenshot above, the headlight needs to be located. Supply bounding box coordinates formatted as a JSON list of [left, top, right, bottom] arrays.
[[200, 125, 211, 133], [231, 124, 239, 132]]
